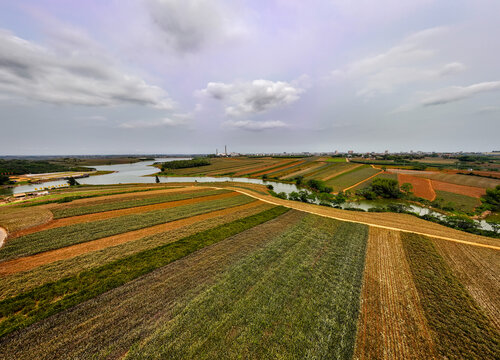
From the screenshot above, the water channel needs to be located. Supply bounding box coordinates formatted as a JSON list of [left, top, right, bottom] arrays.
[[3, 158, 492, 231]]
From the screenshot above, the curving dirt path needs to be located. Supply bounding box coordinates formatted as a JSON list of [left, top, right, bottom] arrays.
[[220, 186, 500, 250], [0, 201, 262, 275], [0, 227, 7, 249], [11, 192, 238, 238]]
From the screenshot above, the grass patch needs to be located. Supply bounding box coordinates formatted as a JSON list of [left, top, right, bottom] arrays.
[[434, 190, 480, 212], [0, 195, 253, 261], [401, 233, 500, 359], [326, 166, 380, 190], [0, 206, 289, 338], [126, 217, 368, 359], [51, 189, 227, 218], [325, 157, 347, 162]]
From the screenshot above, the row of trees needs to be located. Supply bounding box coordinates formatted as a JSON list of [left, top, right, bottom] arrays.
[[161, 158, 210, 170]]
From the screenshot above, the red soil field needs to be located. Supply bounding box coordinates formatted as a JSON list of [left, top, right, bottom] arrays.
[[431, 180, 486, 198], [398, 174, 436, 201]]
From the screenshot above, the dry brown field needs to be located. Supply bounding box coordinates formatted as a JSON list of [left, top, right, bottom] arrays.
[[398, 173, 436, 200], [354, 227, 437, 359]]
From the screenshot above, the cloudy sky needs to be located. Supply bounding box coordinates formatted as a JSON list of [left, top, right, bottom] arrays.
[[0, 0, 499, 155]]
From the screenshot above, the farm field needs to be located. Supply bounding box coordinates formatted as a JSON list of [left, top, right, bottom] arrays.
[[434, 190, 481, 212], [398, 173, 436, 200], [414, 171, 500, 189], [0, 183, 498, 359], [325, 165, 381, 191], [431, 180, 486, 198], [351, 172, 397, 191]]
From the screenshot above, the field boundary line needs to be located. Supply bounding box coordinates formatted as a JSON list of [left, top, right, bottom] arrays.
[[341, 168, 384, 192], [216, 187, 500, 251], [322, 164, 363, 181]]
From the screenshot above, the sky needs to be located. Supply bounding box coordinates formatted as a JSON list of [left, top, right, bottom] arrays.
[[0, 0, 499, 155]]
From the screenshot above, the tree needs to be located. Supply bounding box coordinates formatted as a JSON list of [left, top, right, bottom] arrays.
[[266, 184, 274, 190], [67, 177, 80, 186], [480, 185, 500, 211], [294, 176, 304, 186], [371, 178, 401, 198], [0, 174, 12, 185], [401, 182, 413, 195], [155, 175, 160, 183]]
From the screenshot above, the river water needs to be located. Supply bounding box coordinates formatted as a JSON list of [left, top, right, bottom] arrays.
[[4, 159, 492, 231]]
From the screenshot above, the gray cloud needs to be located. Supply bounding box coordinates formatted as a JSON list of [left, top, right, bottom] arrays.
[[0, 29, 175, 109], [118, 117, 184, 129], [421, 81, 500, 106], [224, 119, 287, 131], [201, 80, 303, 116]]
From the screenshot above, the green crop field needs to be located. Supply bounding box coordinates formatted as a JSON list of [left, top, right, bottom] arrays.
[[434, 190, 481, 212], [326, 165, 380, 190]]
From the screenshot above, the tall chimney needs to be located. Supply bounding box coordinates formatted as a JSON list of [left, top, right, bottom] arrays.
[[225, 145, 227, 155]]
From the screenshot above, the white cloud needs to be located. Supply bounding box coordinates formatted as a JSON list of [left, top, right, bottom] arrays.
[[332, 27, 465, 97], [224, 120, 287, 131], [421, 81, 500, 106], [119, 117, 184, 129], [0, 29, 175, 109], [201, 79, 303, 116], [145, 0, 248, 53]]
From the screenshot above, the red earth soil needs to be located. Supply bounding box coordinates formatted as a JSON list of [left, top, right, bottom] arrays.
[[430, 180, 486, 198], [398, 174, 436, 201]]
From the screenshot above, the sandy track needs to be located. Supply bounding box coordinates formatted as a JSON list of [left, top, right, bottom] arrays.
[[354, 228, 437, 359], [0, 227, 6, 249], [0, 201, 263, 275], [431, 180, 486, 198], [221, 186, 500, 249], [398, 174, 436, 201], [11, 192, 238, 238]]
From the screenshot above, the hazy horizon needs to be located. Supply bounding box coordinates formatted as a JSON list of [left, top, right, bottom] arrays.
[[1, 1, 499, 155]]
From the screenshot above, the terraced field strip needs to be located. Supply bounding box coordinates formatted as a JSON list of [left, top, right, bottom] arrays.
[[343, 167, 383, 192], [233, 160, 282, 176], [125, 217, 368, 359], [246, 160, 300, 177], [0, 228, 6, 249], [252, 160, 304, 177], [321, 163, 362, 181], [0, 210, 303, 359], [223, 186, 500, 249], [50, 186, 209, 218], [432, 238, 500, 330], [401, 233, 500, 359], [431, 180, 486, 198], [354, 227, 436, 359], [414, 172, 500, 189], [302, 163, 331, 179], [398, 173, 436, 200], [0, 194, 254, 261], [50, 190, 232, 221], [0, 206, 289, 338], [11, 191, 236, 238], [0, 201, 263, 275], [281, 162, 323, 179], [266, 158, 313, 178]]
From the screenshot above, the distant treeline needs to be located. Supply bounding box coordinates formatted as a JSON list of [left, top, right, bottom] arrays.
[[161, 158, 211, 170], [0, 159, 92, 175]]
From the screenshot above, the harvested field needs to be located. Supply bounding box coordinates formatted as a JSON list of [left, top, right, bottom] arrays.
[[415, 172, 500, 189], [0, 206, 52, 234], [0, 202, 275, 299], [0, 194, 253, 261], [431, 180, 486, 198], [432, 238, 500, 330], [398, 173, 436, 200], [0, 201, 262, 276], [0, 210, 303, 359], [401, 233, 500, 359], [354, 227, 436, 359], [226, 186, 500, 248], [125, 217, 368, 359], [244, 160, 298, 177], [434, 190, 480, 212]]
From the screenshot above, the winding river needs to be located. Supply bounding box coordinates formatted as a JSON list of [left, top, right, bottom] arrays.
[[4, 158, 493, 231]]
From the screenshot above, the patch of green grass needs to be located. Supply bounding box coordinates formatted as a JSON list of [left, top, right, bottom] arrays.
[[434, 190, 480, 212], [325, 157, 347, 163], [0, 206, 289, 338], [326, 166, 380, 190], [126, 217, 368, 359], [401, 233, 500, 359], [52, 189, 228, 218], [0, 195, 254, 261]]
